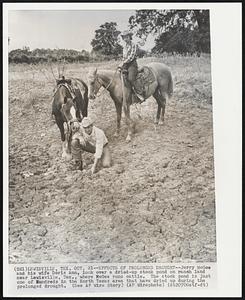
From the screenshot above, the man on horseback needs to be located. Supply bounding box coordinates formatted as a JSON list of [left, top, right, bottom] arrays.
[[118, 30, 143, 104], [71, 117, 112, 174]]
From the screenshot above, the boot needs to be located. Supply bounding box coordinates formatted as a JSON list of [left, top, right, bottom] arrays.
[[131, 86, 145, 104], [75, 160, 83, 171], [132, 92, 143, 104]]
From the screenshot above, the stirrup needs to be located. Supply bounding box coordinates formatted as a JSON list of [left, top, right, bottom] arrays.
[[132, 93, 144, 104]]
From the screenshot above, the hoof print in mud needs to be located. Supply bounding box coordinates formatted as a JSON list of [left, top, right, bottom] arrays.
[[37, 227, 48, 237]]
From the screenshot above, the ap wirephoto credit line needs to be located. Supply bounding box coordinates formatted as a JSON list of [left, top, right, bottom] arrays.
[[3, 2, 242, 298]]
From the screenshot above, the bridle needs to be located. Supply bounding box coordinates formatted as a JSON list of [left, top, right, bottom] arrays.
[[92, 68, 118, 97]]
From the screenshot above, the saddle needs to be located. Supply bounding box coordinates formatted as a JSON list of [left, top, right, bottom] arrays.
[[133, 66, 156, 99], [54, 77, 76, 99]]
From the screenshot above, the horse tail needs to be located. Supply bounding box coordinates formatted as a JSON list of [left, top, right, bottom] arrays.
[[168, 72, 174, 98]]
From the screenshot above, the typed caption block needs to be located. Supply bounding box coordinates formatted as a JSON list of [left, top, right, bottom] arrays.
[[8, 263, 216, 294]]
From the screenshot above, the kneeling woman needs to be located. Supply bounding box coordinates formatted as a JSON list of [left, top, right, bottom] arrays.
[[71, 117, 112, 174]]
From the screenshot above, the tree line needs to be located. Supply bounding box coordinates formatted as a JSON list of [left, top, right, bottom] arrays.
[[9, 9, 210, 64], [9, 47, 91, 64]]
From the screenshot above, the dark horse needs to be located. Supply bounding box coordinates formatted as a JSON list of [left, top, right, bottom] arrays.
[[52, 77, 88, 159], [88, 62, 173, 142]]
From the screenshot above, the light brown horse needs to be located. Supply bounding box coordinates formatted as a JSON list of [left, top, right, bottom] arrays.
[[88, 62, 173, 142]]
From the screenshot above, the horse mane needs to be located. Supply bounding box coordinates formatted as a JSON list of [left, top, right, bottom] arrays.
[[71, 78, 88, 93], [96, 69, 120, 87]]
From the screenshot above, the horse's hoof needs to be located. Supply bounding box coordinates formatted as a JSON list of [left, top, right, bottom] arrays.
[[126, 136, 132, 143], [62, 152, 72, 161], [66, 154, 73, 161], [158, 120, 164, 125]]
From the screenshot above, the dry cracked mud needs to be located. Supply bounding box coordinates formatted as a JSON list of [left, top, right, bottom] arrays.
[[8, 56, 216, 263]]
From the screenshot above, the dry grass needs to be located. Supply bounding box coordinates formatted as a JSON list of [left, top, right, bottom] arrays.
[[9, 54, 212, 104]]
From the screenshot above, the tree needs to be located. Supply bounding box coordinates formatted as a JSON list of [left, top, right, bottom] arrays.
[[129, 10, 210, 53], [152, 27, 199, 54], [91, 22, 123, 56]]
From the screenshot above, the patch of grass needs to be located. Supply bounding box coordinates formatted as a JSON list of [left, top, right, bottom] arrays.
[[9, 54, 212, 105]]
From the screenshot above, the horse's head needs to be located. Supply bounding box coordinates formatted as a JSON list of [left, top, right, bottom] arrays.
[[60, 97, 75, 120], [87, 68, 102, 100], [61, 98, 80, 132], [57, 85, 81, 128]]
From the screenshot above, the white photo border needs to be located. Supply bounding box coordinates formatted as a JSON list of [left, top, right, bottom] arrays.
[[3, 2, 242, 297]]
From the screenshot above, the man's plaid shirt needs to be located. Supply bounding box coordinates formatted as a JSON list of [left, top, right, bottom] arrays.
[[122, 42, 138, 65]]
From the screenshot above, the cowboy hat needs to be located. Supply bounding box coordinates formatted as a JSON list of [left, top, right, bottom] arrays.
[[81, 117, 93, 128], [121, 30, 133, 37]]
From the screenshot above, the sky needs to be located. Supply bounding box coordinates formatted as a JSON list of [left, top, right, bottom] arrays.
[[8, 10, 156, 52]]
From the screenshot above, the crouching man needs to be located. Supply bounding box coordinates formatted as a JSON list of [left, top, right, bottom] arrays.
[[71, 117, 112, 174]]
